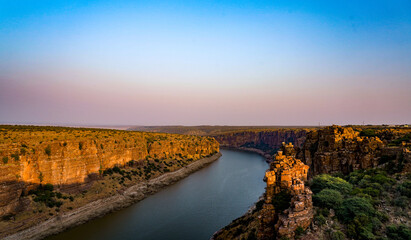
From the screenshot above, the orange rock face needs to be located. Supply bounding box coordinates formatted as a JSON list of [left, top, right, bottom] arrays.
[[0, 126, 219, 216], [259, 142, 313, 240], [299, 125, 384, 176]]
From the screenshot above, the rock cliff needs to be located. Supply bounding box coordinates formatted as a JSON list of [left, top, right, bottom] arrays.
[[259, 143, 313, 240], [214, 126, 410, 240], [0, 125, 219, 217], [212, 129, 308, 156], [299, 125, 385, 176]]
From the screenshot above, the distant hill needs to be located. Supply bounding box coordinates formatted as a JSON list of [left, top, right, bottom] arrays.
[[127, 125, 318, 136]]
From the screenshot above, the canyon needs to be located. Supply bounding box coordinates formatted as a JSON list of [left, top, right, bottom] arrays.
[[0, 125, 219, 238], [1, 124, 410, 240], [212, 125, 410, 240]]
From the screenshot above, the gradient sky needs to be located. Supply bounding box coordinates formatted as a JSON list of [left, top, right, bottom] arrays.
[[1, 0, 410, 126]]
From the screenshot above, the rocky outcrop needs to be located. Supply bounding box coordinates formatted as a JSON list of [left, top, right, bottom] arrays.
[[299, 125, 384, 176], [213, 130, 308, 156], [259, 143, 313, 240], [0, 126, 219, 217]]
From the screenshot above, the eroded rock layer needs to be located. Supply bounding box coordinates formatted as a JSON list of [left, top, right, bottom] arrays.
[[212, 129, 308, 155], [299, 125, 384, 176], [259, 143, 313, 240], [0, 126, 219, 216]]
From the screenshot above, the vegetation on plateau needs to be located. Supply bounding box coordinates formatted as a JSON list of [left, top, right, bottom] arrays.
[[311, 170, 411, 240]]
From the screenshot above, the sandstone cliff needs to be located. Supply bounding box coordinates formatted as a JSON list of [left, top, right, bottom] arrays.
[[298, 125, 385, 176], [298, 125, 411, 176], [0, 125, 219, 217], [212, 129, 308, 156], [4, 153, 222, 240], [259, 143, 313, 240]]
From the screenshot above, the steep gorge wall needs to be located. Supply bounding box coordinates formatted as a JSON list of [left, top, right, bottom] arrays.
[[0, 126, 219, 216], [212, 129, 308, 156], [214, 126, 410, 239], [298, 126, 385, 176]]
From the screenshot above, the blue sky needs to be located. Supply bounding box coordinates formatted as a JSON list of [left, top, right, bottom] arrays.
[[0, 0, 410, 125]]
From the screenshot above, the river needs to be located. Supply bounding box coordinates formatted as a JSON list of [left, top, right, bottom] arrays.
[[46, 149, 268, 240]]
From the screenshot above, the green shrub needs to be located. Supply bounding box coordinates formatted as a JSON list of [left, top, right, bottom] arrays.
[[317, 208, 330, 217], [79, 142, 83, 150], [330, 230, 345, 240], [346, 214, 375, 240], [20, 148, 27, 155], [375, 211, 389, 223], [45, 145, 51, 156], [29, 185, 62, 208], [337, 197, 375, 223], [311, 174, 353, 194], [294, 226, 305, 238], [272, 190, 291, 212], [2, 156, 8, 164], [112, 166, 121, 173], [363, 187, 380, 197], [393, 196, 409, 208], [314, 214, 326, 226], [370, 173, 394, 185], [371, 217, 382, 232], [11, 153, 19, 161], [386, 224, 411, 240], [360, 129, 377, 137], [313, 189, 343, 209], [43, 183, 54, 191], [397, 181, 411, 198]]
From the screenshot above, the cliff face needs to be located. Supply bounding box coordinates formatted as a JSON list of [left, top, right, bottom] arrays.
[[299, 126, 385, 176], [213, 130, 308, 155], [0, 126, 219, 216], [259, 143, 313, 240]]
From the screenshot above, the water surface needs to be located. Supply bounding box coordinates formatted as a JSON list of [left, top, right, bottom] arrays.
[[47, 149, 267, 240]]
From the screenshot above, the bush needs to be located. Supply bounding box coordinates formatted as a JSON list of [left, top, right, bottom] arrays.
[[29, 185, 62, 208], [317, 208, 330, 217], [360, 129, 377, 137], [313, 189, 343, 209], [112, 166, 121, 174], [397, 181, 411, 198], [2, 156, 8, 164], [79, 142, 83, 150], [311, 174, 353, 194], [45, 145, 51, 156], [43, 183, 54, 191], [314, 214, 326, 226], [272, 190, 292, 212], [375, 211, 389, 223], [346, 214, 375, 240], [337, 197, 375, 223], [294, 226, 305, 238], [386, 224, 411, 240], [11, 153, 19, 161], [371, 173, 394, 185], [393, 196, 409, 208], [330, 230, 345, 240], [20, 148, 27, 155]]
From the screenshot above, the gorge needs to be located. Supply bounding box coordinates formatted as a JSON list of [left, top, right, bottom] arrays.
[[1, 125, 410, 240]]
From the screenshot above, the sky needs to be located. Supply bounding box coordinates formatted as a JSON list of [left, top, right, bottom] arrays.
[[0, 0, 410, 126]]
